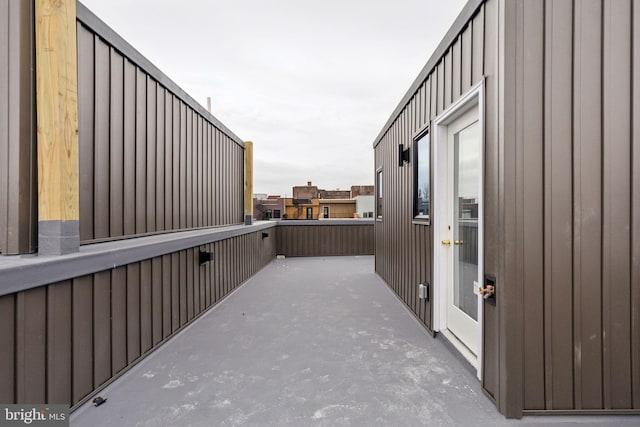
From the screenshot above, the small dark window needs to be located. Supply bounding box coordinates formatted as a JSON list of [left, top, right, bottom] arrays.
[[414, 131, 430, 219], [273, 209, 281, 219], [323, 206, 329, 218], [306, 207, 313, 219], [376, 169, 383, 219], [265, 210, 272, 220]]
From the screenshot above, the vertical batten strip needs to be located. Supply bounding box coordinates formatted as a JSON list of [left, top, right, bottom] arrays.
[[0, 295, 15, 403], [146, 78, 156, 233], [0, 2, 9, 253], [93, 39, 109, 240], [135, 69, 147, 234], [573, 0, 604, 409], [633, 0, 640, 410], [520, 0, 545, 411], [502, 0, 524, 416], [123, 60, 136, 236], [77, 24, 94, 242], [602, 0, 633, 409], [110, 49, 124, 238], [36, 0, 79, 254], [155, 87, 165, 232], [543, 0, 575, 410], [46, 281, 71, 404]]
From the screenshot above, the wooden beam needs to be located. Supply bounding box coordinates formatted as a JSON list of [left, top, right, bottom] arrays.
[[244, 141, 253, 225], [35, 0, 80, 254]]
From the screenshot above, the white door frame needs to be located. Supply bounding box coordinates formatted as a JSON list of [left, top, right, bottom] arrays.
[[433, 80, 485, 380]]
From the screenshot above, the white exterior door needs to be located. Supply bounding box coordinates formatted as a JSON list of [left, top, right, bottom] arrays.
[[435, 101, 483, 364]]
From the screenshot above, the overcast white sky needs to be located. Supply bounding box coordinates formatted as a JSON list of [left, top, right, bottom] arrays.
[[80, 0, 467, 197]]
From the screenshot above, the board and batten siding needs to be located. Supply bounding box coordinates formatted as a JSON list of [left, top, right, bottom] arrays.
[[76, 4, 245, 243], [375, 0, 640, 417], [0, 1, 246, 253], [0, 0, 37, 255], [372, 0, 492, 401], [277, 222, 374, 257], [0, 229, 276, 407], [503, 0, 640, 415]]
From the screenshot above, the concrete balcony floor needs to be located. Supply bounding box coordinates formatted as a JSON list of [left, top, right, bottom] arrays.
[[71, 256, 638, 426]]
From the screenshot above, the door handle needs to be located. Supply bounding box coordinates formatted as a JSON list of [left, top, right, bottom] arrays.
[[454, 240, 464, 245], [441, 239, 451, 246], [479, 284, 495, 299]]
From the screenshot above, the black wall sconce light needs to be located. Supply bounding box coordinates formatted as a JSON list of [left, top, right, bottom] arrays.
[[262, 232, 269, 239], [199, 249, 214, 265], [398, 143, 410, 167]]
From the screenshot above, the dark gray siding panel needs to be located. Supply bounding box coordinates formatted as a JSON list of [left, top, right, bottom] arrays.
[[481, 0, 499, 406], [152, 257, 163, 345], [77, 23, 95, 242], [15, 287, 46, 403], [123, 59, 136, 236], [277, 223, 373, 257], [0, 228, 275, 408], [93, 37, 110, 240], [156, 87, 165, 232], [110, 49, 124, 238], [504, 0, 639, 415], [146, 79, 157, 233], [573, 0, 603, 410], [0, 2, 7, 254], [46, 281, 72, 404], [140, 259, 153, 354], [633, 0, 640, 410], [72, 276, 93, 404], [373, 2, 485, 349], [111, 267, 127, 375], [161, 255, 172, 339], [75, 10, 245, 243], [135, 68, 147, 235], [93, 271, 111, 387], [0, 294, 15, 403], [543, 0, 574, 410], [374, 0, 640, 416], [602, 0, 632, 409], [519, 0, 544, 411], [127, 263, 141, 363], [0, 0, 36, 255], [164, 94, 173, 231]]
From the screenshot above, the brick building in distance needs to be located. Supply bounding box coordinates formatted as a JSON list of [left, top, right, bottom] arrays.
[[286, 182, 374, 219], [292, 182, 373, 200], [253, 194, 285, 220]]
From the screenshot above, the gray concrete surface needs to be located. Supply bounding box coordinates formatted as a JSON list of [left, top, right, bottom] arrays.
[[71, 256, 639, 426]]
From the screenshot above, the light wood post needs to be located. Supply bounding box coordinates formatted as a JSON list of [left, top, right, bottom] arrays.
[[244, 141, 253, 225], [35, 0, 80, 255]]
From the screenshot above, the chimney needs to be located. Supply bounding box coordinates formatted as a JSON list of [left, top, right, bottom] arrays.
[[207, 97, 212, 113]]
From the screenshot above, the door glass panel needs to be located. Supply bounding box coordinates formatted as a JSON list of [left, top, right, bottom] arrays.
[[453, 121, 479, 321]]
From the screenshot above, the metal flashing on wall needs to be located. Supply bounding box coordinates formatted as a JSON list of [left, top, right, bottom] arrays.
[[0, 222, 276, 297]]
